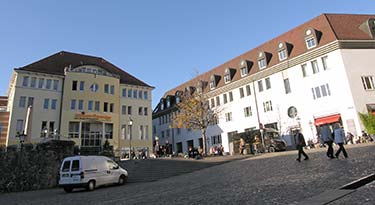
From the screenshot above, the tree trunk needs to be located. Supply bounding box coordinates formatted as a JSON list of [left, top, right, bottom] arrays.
[[201, 128, 207, 155]]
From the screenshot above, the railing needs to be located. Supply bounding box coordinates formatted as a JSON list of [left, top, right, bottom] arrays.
[[64, 66, 120, 79]]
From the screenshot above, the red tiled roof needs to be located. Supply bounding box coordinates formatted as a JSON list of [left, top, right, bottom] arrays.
[[163, 13, 375, 97], [17, 51, 153, 88]]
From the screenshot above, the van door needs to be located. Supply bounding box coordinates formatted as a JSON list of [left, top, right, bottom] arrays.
[[106, 160, 119, 183], [60, 159, 81, 184]]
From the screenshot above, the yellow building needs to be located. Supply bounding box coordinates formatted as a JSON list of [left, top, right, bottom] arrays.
[[5, 51, 153, 157]]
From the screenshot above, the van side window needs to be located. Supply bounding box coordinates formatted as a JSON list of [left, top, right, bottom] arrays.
[[71, 160, 80, 171], [107, 160, 117, 170], [62, 161, 71, 172]]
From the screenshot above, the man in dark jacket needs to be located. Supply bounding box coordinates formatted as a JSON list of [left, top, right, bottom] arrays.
[[295, 130, 309, 162]]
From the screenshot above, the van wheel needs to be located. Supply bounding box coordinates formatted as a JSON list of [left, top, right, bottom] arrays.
[[269, 147, 275, 153], [119, 175, 127, 185], [64, 187, 73, 193], [87, 180, 95, 191]]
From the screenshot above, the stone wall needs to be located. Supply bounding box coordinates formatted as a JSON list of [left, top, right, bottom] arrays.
[[0, 140, 75, 193]]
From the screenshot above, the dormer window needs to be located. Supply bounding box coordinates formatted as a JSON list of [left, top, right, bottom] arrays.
[[160, 99, 164, 110], [277, 42, 293, 61], [224, 69, 231, 84], [278, 49, 287, 61], [257, 51, 271, 70], [176, 91, 181, 104], [210, 76, 216, 89], [304, 28, 321, 50], [258, 58, 266, 69], [166, 97, 171, 108], [306, 37, 316, 49], [239, 60, 251, 77], [359, 18, 375, 39]]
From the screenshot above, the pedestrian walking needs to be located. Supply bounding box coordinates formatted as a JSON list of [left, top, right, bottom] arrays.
[[320, 125, 335, 159], [346, 132, 354, 144], [295, 130, 309, 162], [334, 123, 348, 159]]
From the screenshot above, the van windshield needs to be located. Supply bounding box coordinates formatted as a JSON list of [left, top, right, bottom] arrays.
[[62, 161, 71, 172]]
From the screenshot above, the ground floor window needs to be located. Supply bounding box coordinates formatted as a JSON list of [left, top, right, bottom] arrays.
[[105, 123, 113, 139], [68, 122, 79, 138], [81, 132, 101, 147], [211, 135, 222, 145]]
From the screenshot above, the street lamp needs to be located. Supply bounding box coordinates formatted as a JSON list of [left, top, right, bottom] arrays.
[[128, 118, 133, 159]]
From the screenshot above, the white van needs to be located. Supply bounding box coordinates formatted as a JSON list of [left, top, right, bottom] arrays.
[[59, 155, 128, 192]]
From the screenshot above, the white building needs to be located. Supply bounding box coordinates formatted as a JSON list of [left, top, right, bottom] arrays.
[[152, 13, 375, 154], [4, 51, 154, 157]]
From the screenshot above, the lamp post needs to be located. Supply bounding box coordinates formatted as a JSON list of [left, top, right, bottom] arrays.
[[128, 118, 133, 159]]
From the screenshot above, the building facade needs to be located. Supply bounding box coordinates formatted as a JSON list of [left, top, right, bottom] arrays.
[[152, 14, 375, 155], [5, 51, 153, 157]]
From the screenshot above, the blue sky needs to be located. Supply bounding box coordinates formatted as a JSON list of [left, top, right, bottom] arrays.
[[1, 0, 375, 108]]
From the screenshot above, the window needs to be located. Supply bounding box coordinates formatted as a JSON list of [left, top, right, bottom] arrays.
[[211, 98, 215, 108], [312, 84, 331, 100], [122, 105, 126, 115], [43, 99, 49, 109], [72, 81, 78, 91], [16, 119, 24, 133], [263, 101, 273, 112], [244, 106, 252, 117], [278, 49, 287, 61], [144, 107, 148, 116], [246, 85, 251, 96], [128, 89, 132, 98], [144, 91, 148, 100], [240, 67, 248, 77], [78, 100, 84, 110], [258, 58, 266, 69], [139, 107, 143, 115], [361, 76, 375, 90], [284, 78, 291, 94], [53, 80, 59, 91], [79, 81, 85, 91], [145, 125, 149, 140], [68, 122, 79, 138], [110, 85, 115, 95], [216, 96, 220, 106], [138, 90, 142, 99], [122, 88, 127, 97], [110, 103, 114, 112], [239, 87, 244, 98], [225, 112, 232, 122], [22, 76, 29, 87], [306, 37, 317, 49], [224, 69, 231, 83], [105, 123, 113, 139], [72, 160, 80, 172], [71, 99, 76, 110], [90, 84, 99, 92], [104, 84, 109, 94], [139, 125, 144, 140], [229, 92, 233, 102], [301, 64, 308, 77], [51, 99, 57, 110], [133, 90, 137, 98], [265, 77, 271, 90], [27, 97, 34, 107], [30, 77, 36, 88], [311, 60, 319, 74], [95, 101, 100, 111], [128, 106, 132, 115], [223, 94, 228, 104], [210, 75, 216, 90], [46, 79, 52, 89], [211, 135, 222, 145], [62, 161, 71, 172], [321, 56, 329, 70], [40, 121, 47, 137], [104, 102, 108, 112], [258, 80, 264, 92], [88, 101, 93, 111], [38, 78, 44, 89], [49, 121, 55, 133], [19, 96, 26, 108]]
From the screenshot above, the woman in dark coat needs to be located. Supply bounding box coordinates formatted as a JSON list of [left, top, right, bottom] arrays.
[[296, 130, 309, 162]]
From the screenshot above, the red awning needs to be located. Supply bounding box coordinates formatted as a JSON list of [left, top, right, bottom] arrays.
[[314, 114, 341, 126]]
